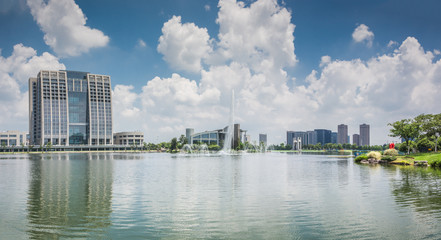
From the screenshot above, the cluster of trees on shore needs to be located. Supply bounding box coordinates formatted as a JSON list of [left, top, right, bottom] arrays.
[[389, 113, 441, 154], [269, 143, 386, 151]]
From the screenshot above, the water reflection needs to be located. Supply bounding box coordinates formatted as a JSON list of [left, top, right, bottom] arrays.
[[391, 166, 441, 212], [0, 152, 438, 239], [27, 153, 113, 239]]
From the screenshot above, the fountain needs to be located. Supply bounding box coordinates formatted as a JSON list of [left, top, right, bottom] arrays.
[[245, 141, 268, 153], [221, 90, 235, 154], [181, 144, 192, 154], [179, 89, 266, 156], [199, 144, 209, 155]]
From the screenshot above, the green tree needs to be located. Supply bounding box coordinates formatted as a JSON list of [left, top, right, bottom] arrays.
[[342, 143, 351, 150], [179, 134, 188, 145], [170, 138, 178, 152], [236, 141, 244, 151], [45, 141, 52, 152], [389, 119, 420, 154], [398, 141, 416, 153], [146, 142, 158, 151], [279, 143, 285, 150], [315, 143, 322, 150], [416, 113, 441, 152], [324, 143, 333, 150]]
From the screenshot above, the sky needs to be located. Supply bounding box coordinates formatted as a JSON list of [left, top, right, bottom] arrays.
[[1, 0, 441, 145]]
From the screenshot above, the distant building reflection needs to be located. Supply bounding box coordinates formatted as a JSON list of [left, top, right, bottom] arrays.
[[27, 153, 113, 239]]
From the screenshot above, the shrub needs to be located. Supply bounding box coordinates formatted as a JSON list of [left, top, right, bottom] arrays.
[[208, 144, 221, 151], [399, 140, 416, 154], [416, 137, 435, 152], [383, 148, 399, 156], [354, 154, 368, 162], [428, 155, 441, 168], [428, 159, 441, 168], [367, 151, 382, 160], [381, 155, 397, 162]]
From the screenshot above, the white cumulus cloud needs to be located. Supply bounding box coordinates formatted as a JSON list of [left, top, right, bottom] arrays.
[[352, 24, 374, 47], [0, 44, 65, 130], [26, 0, 109, 57], [299, 37, 441, 144], [113, 0, 441, 145], [214, 0, 297, 72], [319, 55, 331, 67], [157, 16, 212, 73]]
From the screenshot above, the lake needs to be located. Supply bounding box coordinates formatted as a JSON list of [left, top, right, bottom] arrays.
[[1, 152, 441, 239]]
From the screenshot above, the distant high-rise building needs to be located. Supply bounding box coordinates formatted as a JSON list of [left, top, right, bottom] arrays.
[[331, 132, 337, 144], [360, 124, 370, 146], [306, 131, 316, 145], [314, 129, 332, 145], [287, 131, 307, 147], [259, 134, 267, 146], [337, 124, 348, 144], [287, 131, 294, 146], [353, 134, 360, 146], [29, 70, 113, 146]]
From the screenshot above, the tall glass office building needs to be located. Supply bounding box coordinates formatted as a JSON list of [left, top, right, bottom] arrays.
[[29, 70, 113, 146]]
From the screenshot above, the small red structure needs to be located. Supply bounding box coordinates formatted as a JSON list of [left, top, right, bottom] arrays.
[[389, 142, 395, 149]]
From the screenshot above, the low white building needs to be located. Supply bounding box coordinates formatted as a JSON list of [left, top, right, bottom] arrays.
[[0, 131, 28, 146], [113, 132, 144, 146]]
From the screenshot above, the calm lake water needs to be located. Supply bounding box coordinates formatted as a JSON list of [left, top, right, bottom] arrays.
[[1, 152, 441, 239]]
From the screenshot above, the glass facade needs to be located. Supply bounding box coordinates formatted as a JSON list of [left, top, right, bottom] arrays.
[[68, 91, 88, 145], [67, 72, 88, 145], [192, 131, 219, 145], [314, 129, 332, 145]]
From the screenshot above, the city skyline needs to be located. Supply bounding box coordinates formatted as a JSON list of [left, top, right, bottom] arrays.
[[287, 123, 371, 147], [1, 0, 441, 145]]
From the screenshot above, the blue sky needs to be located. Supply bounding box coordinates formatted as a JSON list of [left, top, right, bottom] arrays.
[[1, 0, 441, 144]]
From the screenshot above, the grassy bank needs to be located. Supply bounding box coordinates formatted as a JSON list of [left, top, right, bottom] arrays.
[[392, 152, 441, 166]]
